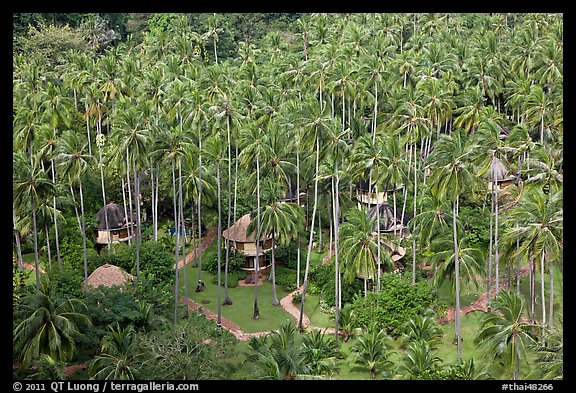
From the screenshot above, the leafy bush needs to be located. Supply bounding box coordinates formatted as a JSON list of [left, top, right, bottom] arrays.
[[210, 270, 244, 288], [203, 250, 245, 274], [350, 272, 437, 336], [48, 264, 84, 299]]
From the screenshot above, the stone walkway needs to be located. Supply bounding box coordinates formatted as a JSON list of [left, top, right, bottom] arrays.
[[437, 264, 532, 324]]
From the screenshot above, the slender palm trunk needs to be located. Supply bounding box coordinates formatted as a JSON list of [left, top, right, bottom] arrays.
[[271, 233, 279, 306], [13, 208, 24, 272], [30, 201, 41, 289], [172, 161, 180, 323], [50, 159, 61, 272], [331, 174, 340, 343], [299, 135, 320, 329], [126, 149, 134, 245], [44, 224, 52, 271], [540, 249, 546, 345], [453, 196, 462, 360], [85, 101, 92, 156], [495, 188, 500, 295], [98, 141, 111, 252], [549, 259, 554, 329], [488, 180, 494, 304], [296, 142, 301, 289], [196, 136, 204, 292], [375, 183, 382, 292], [216, 158, 222, 326], [224, 117, 232, 305], [155, 163, 160, 243], [79, 180, 88, 290], [151, 163, 156, 243], [68, 175, 82, 235], [516, 235, 521, 295], [253, 157, 261, 319], [121, 176, 130, 245], [412, 142, 418, 285], [133, 160, 141, 280], [178, 158, 188, 317], [530, 254, 535, 322]]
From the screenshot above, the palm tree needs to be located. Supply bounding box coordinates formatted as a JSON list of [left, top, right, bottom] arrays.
[[350, 323, 395, 379], [398, 339, 443, 380], [13, 280, 92, 367], [502, 186, 562, 345], [400, 310, 443, 349], [475, 290, 538, 380], [239, 123, 272, 319], [248, 178, 304, 306], [339, 207, 395, 296], [204, 133, 226, 326], [89, 323, 142, 380], [56, 130, 93, 289], [13, 153, 55, 289], [428, 128, 478, 360]]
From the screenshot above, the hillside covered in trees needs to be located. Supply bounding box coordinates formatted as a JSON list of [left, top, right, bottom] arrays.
[[13, 13, 562, 381]]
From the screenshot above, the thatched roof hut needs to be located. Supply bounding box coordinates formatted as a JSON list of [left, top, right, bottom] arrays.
[[95, 203, 135, 230], [222, 214, 270, 244], [368, 202, 411, 233], [86, 263, 133, 289]]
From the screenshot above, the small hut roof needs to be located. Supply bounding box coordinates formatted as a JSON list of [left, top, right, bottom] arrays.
[[86, 263, 133, 289], [488, 156, 515, 182], [95, 203, 135, 230], [222, 214, 270, 243], [368, 202, 410, 231]]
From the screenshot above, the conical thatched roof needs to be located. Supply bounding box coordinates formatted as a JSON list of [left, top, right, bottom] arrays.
[[95, 203, 135, 230], [488, 156, 514, 182], [222, 214, 270, 243], [368, 202, 410, 232], [86, 263, 133, 289]]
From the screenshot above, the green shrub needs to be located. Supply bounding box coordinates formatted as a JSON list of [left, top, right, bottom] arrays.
[[350, 272, 437, 336], [203, 250, 244, 274], [210, 270, 244, 288]]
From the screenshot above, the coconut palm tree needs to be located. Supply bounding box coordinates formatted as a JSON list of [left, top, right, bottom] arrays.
[[502, 186, 562, 345], [248, 178, 304, 306], [13, 280, 92, 367], [400, 310, 443, 349], [89, 323, 143, 380], [339, 207, 395, 297], [55, 131, 93, 289], [397, 339, 443, 380], [239, 123, 272, 319], [350, 323, 395, 379], [204, 132, 227, 326], [428, 128, 479, 360], [13, 153, 55, 289], [475, 290, 538, 380]]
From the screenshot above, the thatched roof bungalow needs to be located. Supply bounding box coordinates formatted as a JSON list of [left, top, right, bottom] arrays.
[[94, 203, 136, 245], [221, 214, 273, 271], [487, 156, 516, 192], [368, 201, 411, 238]]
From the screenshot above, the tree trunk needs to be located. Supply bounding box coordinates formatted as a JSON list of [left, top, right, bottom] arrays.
[[216, 158, 222, 326], [79, 180, 88, 291], [530, 254, 535, 322], [126, 149, 134, 246], [253, 157, 261, 319], [172, 161, 180, 324], [121, 176, 131, 247], [331, 174, 340, 343], [178, 158, 188, 318], [453, 196, 462, 360], [376, 183, 381, 292], [224, 117, 233, 305], [271, 234, 279, 306], [196, 135, 204, 292], [97, 120, 111, 252], [299, 134, 320, 329], [44, 224, 52, 271], [549, 258, 554, 330], [540, 249, 546, 345], [296, 141, 301, 290], [133, 160, 141, 280], [50, 159, 61, 272], [13, 208, 24, 271], [412, 144, 418, 285], [495, 187, 500, 296]]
